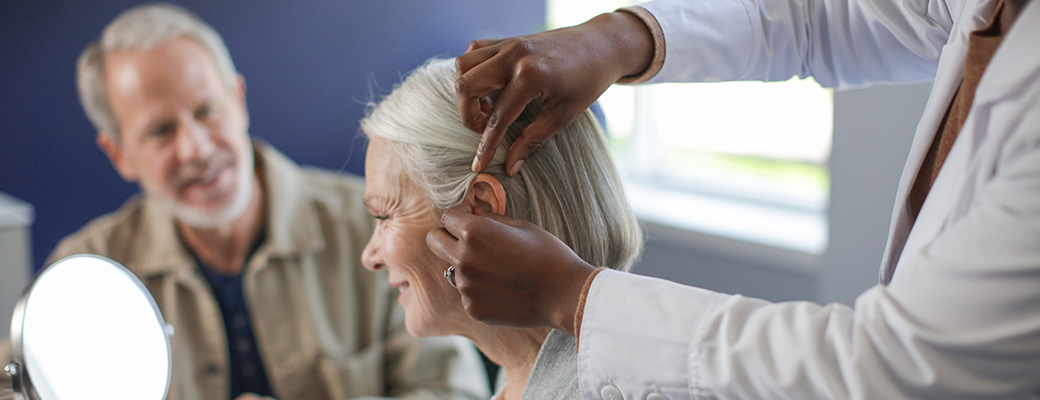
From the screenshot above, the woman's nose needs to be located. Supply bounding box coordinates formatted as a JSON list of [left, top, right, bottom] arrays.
[[361, 237, 383, 271]]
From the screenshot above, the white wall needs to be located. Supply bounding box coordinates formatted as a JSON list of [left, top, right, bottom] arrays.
[[818, 82, 933, 305], [630, 81, 933, 305], [0, 193, 33, 338]]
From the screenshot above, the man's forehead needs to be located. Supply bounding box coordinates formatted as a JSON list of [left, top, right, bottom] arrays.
[[102, 38, 226, 128], [104, 38, 220, 89]]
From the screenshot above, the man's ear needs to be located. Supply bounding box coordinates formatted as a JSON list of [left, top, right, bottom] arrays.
[[463, 173, 507, 215], [235, 74, 249, 125], [97, 132, 138, 182]]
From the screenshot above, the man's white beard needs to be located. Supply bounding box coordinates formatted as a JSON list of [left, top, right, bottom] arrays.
[[150, 149, 256, 229]]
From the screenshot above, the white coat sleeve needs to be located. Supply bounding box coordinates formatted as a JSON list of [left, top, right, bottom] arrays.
[[637, 0, 955, 87], [577, 142, 1040, 399]]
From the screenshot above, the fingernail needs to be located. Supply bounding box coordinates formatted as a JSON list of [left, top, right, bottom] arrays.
[[508, 160, 524, 176], [471, 155, 481, 172]]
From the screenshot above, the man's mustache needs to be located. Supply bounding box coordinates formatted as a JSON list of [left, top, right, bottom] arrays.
[[176, 152, 234, 186]]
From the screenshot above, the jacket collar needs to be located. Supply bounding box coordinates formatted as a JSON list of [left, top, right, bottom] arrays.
[[881, 0, 1039, 282], [973, 0, 1040, 107], [131, 141, 325, 278]]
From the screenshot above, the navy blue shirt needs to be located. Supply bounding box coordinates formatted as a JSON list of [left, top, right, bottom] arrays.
[[193, 233, 274, 399]]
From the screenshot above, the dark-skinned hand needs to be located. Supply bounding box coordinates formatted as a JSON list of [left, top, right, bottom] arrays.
[[456, 11, 654, 176], [426, 206, 597, 334]]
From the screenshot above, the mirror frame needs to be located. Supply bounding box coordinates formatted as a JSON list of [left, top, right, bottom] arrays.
[[5, 254, 172, 400]]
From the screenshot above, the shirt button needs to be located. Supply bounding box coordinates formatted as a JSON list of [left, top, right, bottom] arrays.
[[241, 363, 256, 377], [233, 315, 249, 330], [646, 393, 668, 400], [236, 338, 253, 353], [601, 386, 624, 400], [204, 363, 220, 376]]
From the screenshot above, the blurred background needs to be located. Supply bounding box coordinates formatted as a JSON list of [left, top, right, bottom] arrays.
[[0, 0, 933, 342], [0, 0, 544, 273]]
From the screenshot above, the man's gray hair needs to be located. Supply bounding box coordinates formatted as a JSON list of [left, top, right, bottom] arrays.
[[361, 59, 643, 271], [77, 3, 238, 139]]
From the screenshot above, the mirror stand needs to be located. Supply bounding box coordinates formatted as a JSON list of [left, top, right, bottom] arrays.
[[5, 359, 34, 400], [7, 268, 30, 400]]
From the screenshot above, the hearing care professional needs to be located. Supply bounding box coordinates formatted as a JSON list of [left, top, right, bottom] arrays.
[[425, 0, 1040, 398]]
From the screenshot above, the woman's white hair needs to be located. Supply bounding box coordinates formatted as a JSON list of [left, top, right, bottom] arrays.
[[361, 59, 642, 271], [76, 3, 238, 140]]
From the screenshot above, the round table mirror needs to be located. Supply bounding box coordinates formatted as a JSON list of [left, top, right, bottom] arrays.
[[5, 254, 171, 400]]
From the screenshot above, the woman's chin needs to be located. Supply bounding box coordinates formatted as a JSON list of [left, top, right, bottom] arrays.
[[403, 322, 426, 338], [404, 316, 438, 338], [404, 311, 460, 338]]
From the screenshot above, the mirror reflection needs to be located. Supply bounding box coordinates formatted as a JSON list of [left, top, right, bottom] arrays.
[[14, 255, 170, 400]]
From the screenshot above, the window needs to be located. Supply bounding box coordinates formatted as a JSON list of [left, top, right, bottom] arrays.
[[548, 0, 833, 255]]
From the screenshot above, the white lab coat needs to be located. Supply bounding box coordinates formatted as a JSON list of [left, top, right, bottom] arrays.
[[578, 0, 1040, 398]]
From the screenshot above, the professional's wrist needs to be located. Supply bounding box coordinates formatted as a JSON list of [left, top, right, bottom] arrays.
[[614, 6, 664, 84], [546, 258, 597, 335], [585, 11, 654, 81]]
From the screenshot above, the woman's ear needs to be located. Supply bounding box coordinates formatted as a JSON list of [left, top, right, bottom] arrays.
[[464, 173, 507, 215]]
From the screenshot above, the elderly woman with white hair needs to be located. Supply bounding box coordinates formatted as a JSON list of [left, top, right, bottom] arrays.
[[360, 58, 642, 400]]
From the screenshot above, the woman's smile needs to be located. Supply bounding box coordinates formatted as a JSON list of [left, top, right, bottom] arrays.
[[389, 277, 411, 303]]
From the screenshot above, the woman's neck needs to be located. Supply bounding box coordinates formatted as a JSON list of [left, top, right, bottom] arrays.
[[461, 324, 551, 400]]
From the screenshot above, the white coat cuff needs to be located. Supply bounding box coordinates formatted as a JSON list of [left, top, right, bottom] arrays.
[[640, 0, 757, 83], [577, 269, 727, 400]]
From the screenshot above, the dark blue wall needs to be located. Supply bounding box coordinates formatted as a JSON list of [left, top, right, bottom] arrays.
[[0, 1, 545, 272]]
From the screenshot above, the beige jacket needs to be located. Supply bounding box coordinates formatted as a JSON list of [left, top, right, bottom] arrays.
[[1, 143, 486, 400]]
